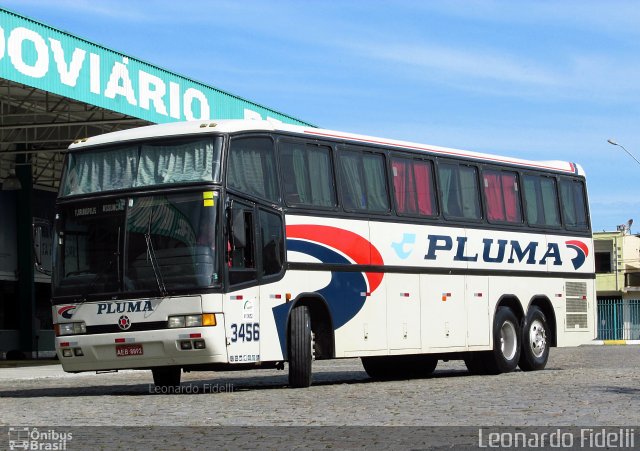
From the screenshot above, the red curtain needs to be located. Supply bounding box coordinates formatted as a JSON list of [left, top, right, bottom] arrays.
[[393, 159, 435, 216], [414, 161, 433, 215], [484, 171, 519, 222], [484, 172, 505, 221]]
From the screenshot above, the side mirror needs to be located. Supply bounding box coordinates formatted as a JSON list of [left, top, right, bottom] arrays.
[[33, 223, 43, 265], [32, 219, 52, 276]]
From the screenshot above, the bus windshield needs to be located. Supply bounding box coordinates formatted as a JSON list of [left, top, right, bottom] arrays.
[[53, 190, 220, 301], [60, 136, 223, 197]]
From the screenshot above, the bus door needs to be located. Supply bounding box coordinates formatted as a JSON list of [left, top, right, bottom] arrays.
[[421, 273, 467, 349], [387, 274, 421, 351], [466, 276, 490, 346], [224, 199, 261, 364]]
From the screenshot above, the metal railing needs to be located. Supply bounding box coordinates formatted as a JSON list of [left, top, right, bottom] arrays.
[[597, 298, 640, 340]]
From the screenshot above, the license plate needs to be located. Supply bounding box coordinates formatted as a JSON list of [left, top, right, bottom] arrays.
[[116, 344, 143, 357]]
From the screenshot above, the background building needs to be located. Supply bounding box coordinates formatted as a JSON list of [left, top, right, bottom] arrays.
[[0, 8, 311, 357], [594, 228, 640, 341]]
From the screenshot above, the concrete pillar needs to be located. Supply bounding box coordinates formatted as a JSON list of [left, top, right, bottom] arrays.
[[16, 154, 35, 356]]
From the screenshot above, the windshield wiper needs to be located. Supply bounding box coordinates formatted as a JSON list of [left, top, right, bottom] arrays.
[[116, 226, 121, 285], [145, 210, 168, 297]]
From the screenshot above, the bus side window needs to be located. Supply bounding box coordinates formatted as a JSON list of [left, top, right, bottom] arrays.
[[438, 163, 481, 220], [438, 164, 462, 217], [228, 137, 279, 203], [483, 170, 522, 223], [391, 157, 437, 217], [559, 179, 589, 230], [259, 209, 284, 277], [338, 148, 390, 213], [279, 141, 336, 208], [523, 175, 561, 227], [228, 202, 257, 285]]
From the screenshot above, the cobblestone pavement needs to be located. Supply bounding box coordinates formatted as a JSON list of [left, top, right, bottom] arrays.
[[1, 345, 638, 429]]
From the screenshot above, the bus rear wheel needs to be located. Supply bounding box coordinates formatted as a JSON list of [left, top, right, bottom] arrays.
[[482, 307, 521, 375], [152, 366, 181, 388], [518, 306, 549, 371], [288, 305, 313, 388]]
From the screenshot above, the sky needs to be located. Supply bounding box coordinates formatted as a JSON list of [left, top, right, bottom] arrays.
[[4, 0, 640, 232]]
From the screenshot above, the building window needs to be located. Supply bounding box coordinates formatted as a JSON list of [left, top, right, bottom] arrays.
[[595, 252, 612, 273]]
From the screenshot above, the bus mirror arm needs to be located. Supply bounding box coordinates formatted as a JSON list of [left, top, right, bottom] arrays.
[[34, 262, 52, 276]]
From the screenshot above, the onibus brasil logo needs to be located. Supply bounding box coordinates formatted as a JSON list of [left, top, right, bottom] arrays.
[[8, 427, 72, 450]]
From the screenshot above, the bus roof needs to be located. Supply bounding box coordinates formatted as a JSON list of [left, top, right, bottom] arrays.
[[69, 119, 584, 176]]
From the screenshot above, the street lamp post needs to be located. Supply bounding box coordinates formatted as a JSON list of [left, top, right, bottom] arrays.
[[608, 139, 638, 236], [608, 138, 640, 166]]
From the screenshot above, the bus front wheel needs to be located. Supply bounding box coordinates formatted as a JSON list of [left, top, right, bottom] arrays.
[[288, 305, 313, 388], [518, 306, 549, 371], [152, 366, 181, 388]]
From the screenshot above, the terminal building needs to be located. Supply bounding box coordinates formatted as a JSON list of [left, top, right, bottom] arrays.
[[0, 8, 310, 357]]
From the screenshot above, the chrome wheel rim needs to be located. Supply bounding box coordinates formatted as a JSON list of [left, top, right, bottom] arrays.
[[500, 321, 518, 361], [528, 319, 547, 358]]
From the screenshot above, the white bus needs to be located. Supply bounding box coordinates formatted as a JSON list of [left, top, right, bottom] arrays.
[[52, 120, 595, 388]]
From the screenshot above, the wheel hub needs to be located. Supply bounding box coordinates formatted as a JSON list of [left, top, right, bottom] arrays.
[[529, 319, 547, 358], [500, 321, 517, 360]]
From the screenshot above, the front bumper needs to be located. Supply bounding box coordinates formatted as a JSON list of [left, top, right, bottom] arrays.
[[56, 322, 228, 372]]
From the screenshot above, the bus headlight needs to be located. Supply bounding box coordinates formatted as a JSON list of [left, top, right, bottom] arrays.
[[168, 314, 216, 328], [167, 316, 185, 328], [55, 322, 86, 336], [185, 315, 202, 327]]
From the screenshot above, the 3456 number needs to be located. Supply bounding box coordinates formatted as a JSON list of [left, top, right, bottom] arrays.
[[230, 322, 260, 342]]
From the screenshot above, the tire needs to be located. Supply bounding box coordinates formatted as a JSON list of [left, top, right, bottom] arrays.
[[518, 306, 550, 371], [361, 356, 392, 380], [410, 355, 438, 378], [362, 355, 438, 380], [288, 305, 313, 388], [464, 353, 488, 375], [400, 354, 438, 379], [483, 307, 521, 375], [152, 366, 181, 388]]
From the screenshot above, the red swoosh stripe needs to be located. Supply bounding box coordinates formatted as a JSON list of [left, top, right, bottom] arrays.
[[287, 225, 384, 293], [566, 240, 589, 257]]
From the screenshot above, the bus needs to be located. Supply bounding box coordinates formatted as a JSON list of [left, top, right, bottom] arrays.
[[52, 120, 596, 388]]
